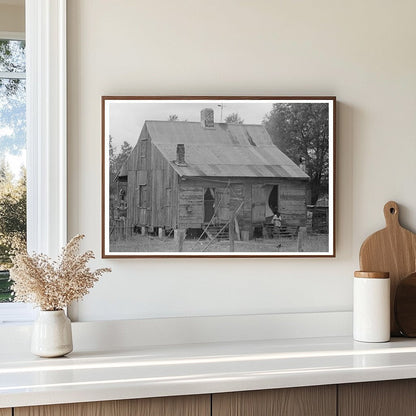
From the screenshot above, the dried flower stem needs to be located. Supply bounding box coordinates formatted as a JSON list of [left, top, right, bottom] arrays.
[[10, 235, 111, 310]]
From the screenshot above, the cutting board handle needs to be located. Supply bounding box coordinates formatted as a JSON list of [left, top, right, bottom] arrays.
[[384, 201, 400, 228]]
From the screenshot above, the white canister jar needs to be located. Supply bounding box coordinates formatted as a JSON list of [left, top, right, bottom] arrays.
[[353, 271, 390, 343]]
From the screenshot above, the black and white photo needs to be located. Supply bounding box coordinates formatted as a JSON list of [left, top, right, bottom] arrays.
[[102, 97, 335, 257]]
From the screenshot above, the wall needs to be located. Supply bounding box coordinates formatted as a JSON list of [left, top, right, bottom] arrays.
[[0, 3, 24, 33], [67, 0, 416, 322]]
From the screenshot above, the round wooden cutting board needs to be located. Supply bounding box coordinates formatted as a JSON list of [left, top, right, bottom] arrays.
[[359, 201, 416, 336], [395, 272, 416, 337]]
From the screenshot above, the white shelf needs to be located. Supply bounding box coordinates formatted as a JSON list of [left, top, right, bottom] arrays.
[[2, 335, 416, 408]]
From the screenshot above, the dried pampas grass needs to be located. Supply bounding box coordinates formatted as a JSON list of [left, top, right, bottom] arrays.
[[10, 234, 111, 311]]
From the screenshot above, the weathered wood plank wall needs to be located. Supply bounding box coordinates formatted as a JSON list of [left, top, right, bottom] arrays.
[[177, 178, 307, 234], [279, 181, 307, 228], [252, 184, 266, 224], [178, 185, 204, 228], [215, 188, 230, 223], [123, 126, 150, 231], [150, 145, 178, 229], [230, 184, 249, 235]]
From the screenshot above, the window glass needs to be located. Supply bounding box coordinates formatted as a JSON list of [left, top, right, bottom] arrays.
[[0, 40, 25, 72], [0, 39, 27, 303]]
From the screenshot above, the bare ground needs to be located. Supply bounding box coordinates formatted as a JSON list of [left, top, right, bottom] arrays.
[[110, 234, 328, 253]]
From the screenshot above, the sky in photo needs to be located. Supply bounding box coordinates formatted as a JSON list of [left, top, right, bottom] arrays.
[[109, 101, 275, 149]]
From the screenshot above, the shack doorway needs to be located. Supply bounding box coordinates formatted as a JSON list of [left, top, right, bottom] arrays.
[[204, 188, 215, 222], [268, 185, 279, 214]]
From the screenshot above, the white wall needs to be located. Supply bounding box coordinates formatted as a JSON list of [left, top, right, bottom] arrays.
[[67, 0, 416, 322]]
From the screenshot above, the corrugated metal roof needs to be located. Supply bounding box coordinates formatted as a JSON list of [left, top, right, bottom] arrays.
[[145, 121, 308, 179], [153, 143, 308, 179], [146, 121, 274, 147], [118, 162, 128, 177]]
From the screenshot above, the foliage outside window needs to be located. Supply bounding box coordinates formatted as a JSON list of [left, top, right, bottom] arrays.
[[0, 38, 27, 303]]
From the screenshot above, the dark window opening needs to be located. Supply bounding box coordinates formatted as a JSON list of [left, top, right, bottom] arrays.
[[268, 185, 279, 214], [204, 188, 215, 222]]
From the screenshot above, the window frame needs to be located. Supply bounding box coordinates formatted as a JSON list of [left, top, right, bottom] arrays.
[[0, 0, 67, 323], [0, 31, 31, 321], [26, 0, 67, 257]]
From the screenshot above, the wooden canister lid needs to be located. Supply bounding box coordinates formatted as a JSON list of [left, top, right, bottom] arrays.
[[354, 271, 390, 279]]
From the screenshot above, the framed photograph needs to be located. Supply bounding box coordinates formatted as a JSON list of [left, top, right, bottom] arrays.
[[102, 96, 336, 258]]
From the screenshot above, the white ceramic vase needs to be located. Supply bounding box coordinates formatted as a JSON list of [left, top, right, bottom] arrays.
[[31, 310, 73, 357]]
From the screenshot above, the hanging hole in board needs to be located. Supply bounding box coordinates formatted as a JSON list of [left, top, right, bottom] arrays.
[[390, 207, 396, 214]]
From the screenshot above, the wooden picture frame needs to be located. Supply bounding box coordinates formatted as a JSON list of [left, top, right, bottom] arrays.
[[102, 96, 336, 258]]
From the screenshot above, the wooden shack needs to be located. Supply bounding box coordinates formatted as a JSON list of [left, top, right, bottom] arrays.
[[116, 108, 310, 239]]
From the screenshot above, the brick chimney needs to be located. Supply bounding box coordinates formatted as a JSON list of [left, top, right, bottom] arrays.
[[200, 108, 215, 128], [176, 144, 186, 166]]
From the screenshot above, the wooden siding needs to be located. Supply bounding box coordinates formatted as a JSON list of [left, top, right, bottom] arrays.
[[215, 188, 230, 223], [150, 145, 178, 229], [178, 185, 204, 228], [177, 182, 253, 230], [229, 184, 250, 235], [122, 127, 180, 230], [279, 181, 307, 228], [123, 126, 152, 230], [251, 184, 266, 224], [137, 170, 147, 185], [126, 170, 137, 229], [174, 178, 307, 233], [242, 184, 253, 236]]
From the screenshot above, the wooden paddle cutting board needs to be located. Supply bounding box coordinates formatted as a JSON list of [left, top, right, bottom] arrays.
[[359, 201, 416, 336]]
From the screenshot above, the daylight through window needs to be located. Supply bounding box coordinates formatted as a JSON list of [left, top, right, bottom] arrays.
[[0, 38, 27, 303]]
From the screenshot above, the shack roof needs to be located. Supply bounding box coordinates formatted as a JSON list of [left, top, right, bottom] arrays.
[[118, 161, 128, 178], [146, 121, 309, 179], [118, 121, 309, 180]]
